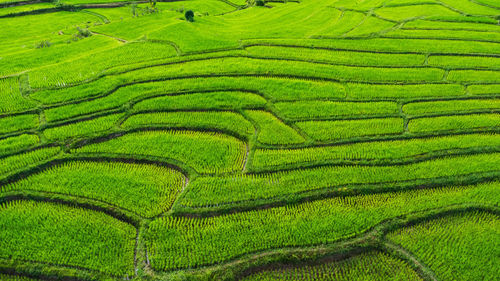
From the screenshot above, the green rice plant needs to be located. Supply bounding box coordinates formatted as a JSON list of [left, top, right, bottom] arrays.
[[405, 20, 500, 33], [132, 91, 267, 112], [403, 99, 500, 116], [3, 161, 185, 217], [122, 111, 254, 138], [0, 114, 38, 135], [245, 46, 426, 67], [473, 0, 500, 8], [242, 251, 422, 281], [0, 2, 57, 17], [439, 0, 500, 15], [332, 0, 386, 10], [43, 77, 345, 121], [0, 78, 37, 114], [0, 36, 115, 78], [344, 15, 395, 37], [74, 130, 246, 174], [0, 12, 102, 54], [467, 84, 500, 96], [158, 0, 236, 15], [387, 211, 500, 281], [0, 274, 41, 281], [0, 146, 60, 177], [386, 29, 500, 43], [148, 181, 500, 270], [89, 11, 180, 42], [0, 134, 39, 157], [246, 38, 500, 55], [448, 70, 500, 83], [425, 15, 497, 24], [274, 101, 399, 120], [347, 83, 464, 99], [181, 153, 500, 206], [375, 4, 461, 21], [250, 134, 500, 171], [28, 41, 178, 89], [111, 57, 444, 85], [408, 113, 500, 133], [0, 200, 136, 276], [143, 2, 349, 53], [296, 118, 403, 142], [245, 110, 305, 145], [429, 54, 500, 69], [43, 113, 124, 141], [33, 75, 343, 106]]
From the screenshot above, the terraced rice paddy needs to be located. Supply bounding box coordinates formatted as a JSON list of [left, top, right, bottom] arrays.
[[0, 0, 498, 280]]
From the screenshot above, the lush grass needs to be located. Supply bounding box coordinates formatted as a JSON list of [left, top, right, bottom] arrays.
[[0, 200, 136, 276], [409, 113, 500, 133], [2, 161, 186, 217], [250, 134, 500, 171], [242, 251, 422, 281], [387, 211, 500, 281], [181, 153, 500, 207], [74, 130, 246, 174], [274, 101, 399, 120], [148, 181, 500, 270], [245, 110, 305, 145], [122, 111, 254, 138], [296, 118, 404, 141]]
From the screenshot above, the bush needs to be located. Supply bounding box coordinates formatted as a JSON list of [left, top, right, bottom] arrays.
[[185, 10, 194, 22], [248, 0, 265, 6], [35, 40, 51, 48]]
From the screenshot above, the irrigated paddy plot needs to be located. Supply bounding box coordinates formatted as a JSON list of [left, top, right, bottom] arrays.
[[0, 0, 498, 280]]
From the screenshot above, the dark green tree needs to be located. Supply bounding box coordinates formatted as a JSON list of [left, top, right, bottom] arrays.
[[185, 10, 194, 22]]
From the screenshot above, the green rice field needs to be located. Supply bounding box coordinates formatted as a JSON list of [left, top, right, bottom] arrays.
[[0, 0, 498, 280]]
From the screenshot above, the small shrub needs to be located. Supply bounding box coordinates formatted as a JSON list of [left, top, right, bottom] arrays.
[[35, 40, 51, 49], [247, 0, 265, 6], [76, 27, 92, 38], [185, 10, 194, 22], [71, 27, 92, 42], [130, 3, 138, 17]]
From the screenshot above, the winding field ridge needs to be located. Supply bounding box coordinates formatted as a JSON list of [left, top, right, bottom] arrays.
[[0, 0, 499, 280]]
